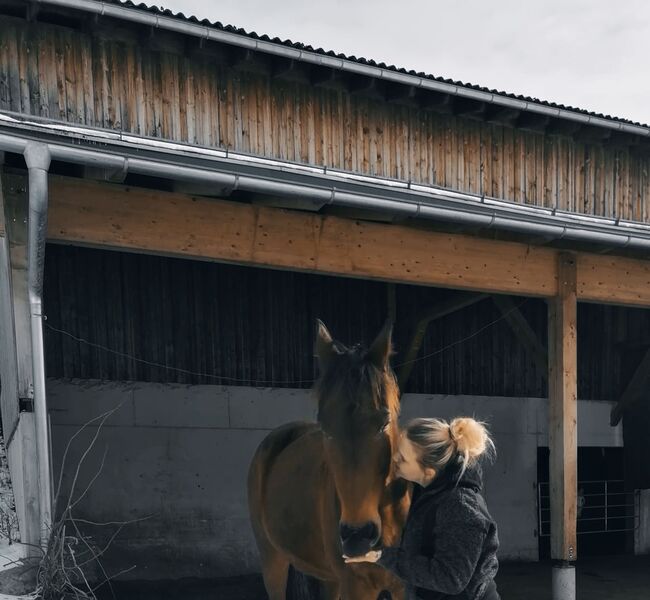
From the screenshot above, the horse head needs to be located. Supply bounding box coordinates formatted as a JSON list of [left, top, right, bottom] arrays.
[[314, 320, 401, 558]]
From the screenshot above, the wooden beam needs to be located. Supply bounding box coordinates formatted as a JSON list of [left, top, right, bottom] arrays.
[[485, 105, 521, 127], [492, 295, 547, 374], [574, 125, 612, 144], [44, 177, 650, 307], [453, 98, 486, 120], [546, 118, 582, 137], [272, 59, 311, 84], [46, 176, 560, 297], [349, 76, 385, 101], [231, 48, 272, 75], [610, 346, 650, 426], [577, 253, 650, 306], [516, 113, 551, 134], [548, 253, 578, 566], [420, 91, 454, 114], [385, 84, 421, 109], [398, 292, 488, 388], [311, 66, 348, 91]]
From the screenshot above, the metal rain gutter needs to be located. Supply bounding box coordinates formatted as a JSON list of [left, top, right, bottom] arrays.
[[1, 124, 650, 254], [23, 142, 53, 548], [33, 0, 650, 139]]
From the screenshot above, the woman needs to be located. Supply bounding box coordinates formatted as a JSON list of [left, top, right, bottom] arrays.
[[345, 417, 500, 600]]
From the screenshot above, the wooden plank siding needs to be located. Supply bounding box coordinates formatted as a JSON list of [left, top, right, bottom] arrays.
[[1, 17, 650, 223], [42, 243, 650, 401]]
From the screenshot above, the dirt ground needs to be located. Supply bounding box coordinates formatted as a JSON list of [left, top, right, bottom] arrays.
[[95, 555, 650, 599]]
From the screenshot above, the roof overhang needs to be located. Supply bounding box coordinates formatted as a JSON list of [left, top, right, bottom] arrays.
[[1, 110, 650, 257], [24, 0, 650, 140]]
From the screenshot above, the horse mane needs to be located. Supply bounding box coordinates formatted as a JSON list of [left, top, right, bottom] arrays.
[[314, 342, 400, 419]]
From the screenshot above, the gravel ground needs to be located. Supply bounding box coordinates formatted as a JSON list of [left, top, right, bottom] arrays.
[[93, 555, 650, 599]]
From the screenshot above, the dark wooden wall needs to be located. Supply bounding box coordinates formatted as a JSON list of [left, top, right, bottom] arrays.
[[43, 244, 650, 401], [624, 400, 650, 489], [1, 16, 649, 223]]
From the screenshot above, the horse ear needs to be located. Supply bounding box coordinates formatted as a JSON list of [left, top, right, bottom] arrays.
[[367, 320, 393, 370], [315, 319, 336, 372]]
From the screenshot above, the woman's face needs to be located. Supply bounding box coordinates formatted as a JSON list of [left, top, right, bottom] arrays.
[[393, 433, 432, 484]]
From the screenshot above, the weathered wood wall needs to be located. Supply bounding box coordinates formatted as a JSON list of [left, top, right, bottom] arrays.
[[1, 16, 650, 222], [43, 244, 650, 401]]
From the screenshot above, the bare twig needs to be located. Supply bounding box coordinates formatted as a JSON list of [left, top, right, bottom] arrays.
[[53, 402, 126, 517], [69, 447, 108, 511], [36, 402, 149, 600]]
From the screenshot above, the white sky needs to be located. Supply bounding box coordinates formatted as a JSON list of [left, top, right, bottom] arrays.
[[157, 0, 650, 125]]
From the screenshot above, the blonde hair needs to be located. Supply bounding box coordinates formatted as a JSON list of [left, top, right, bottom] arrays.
[[406, 417, 495, 480]]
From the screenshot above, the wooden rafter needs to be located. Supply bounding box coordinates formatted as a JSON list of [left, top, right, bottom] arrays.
[[610, 346, 650, 426], [492, 295, 547, 374], [398, 293, 488, 389]]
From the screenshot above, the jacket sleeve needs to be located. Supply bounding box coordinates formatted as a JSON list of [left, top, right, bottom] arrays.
[[378, 493, 487, 595]]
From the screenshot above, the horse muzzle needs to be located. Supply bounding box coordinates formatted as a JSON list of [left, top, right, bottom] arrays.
[[340, 522, 381, 558]]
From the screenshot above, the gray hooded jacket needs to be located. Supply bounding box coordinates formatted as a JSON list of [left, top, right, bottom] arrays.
[[378, 461, 499, 600]]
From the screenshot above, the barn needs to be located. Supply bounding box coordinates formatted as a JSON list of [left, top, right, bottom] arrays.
[[0, 1, 649, 598]]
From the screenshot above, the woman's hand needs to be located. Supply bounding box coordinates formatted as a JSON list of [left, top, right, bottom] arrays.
[[343, 550, 382, 564]]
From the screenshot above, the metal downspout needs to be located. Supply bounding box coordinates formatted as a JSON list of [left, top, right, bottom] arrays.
[[23, 142, 53, 547]]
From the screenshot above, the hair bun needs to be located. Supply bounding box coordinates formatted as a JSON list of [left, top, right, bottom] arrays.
[[450, 417, 493, 463]]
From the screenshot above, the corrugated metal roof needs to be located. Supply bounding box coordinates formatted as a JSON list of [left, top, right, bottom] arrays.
[[79, 0, 649, 132]]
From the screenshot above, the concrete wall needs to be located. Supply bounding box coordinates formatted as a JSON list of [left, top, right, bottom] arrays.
[[47, 379, 622, 580], [635, 490, 650, 555]]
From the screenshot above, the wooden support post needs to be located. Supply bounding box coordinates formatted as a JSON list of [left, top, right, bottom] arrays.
[[492, 295, 547, 374], [547, 253, 578, 600], [0, 172, 41, 552]]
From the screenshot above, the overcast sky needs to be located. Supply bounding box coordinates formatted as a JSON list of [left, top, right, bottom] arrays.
[[156, 0, 650, 125]]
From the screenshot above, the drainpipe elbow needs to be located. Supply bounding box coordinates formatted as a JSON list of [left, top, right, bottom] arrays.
[[24, 142, 51, 173]]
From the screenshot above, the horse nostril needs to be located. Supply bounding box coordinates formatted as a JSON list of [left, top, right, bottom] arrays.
[[340, 522, 379, 543], [339, 523, 354, 541], [362, 522, 379, 544]]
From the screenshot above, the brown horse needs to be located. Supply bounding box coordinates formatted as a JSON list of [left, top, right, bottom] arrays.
[[248, 320, 411, 600]]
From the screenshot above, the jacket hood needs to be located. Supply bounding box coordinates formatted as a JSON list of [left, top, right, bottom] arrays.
[[454, 460, 484, 492], [415, 459, 484, 503]]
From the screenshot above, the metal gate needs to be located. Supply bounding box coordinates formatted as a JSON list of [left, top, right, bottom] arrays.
[[537, 479, 639, 537]]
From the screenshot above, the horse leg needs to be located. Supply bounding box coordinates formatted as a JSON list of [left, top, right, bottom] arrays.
[[321, 580, 341, 600], [340, 573, 382, 600], [259, 548, 291, 600]]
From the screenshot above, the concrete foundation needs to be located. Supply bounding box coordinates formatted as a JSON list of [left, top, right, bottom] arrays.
[[47, 379, 623, 580], [552, 563, 576, 600]]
